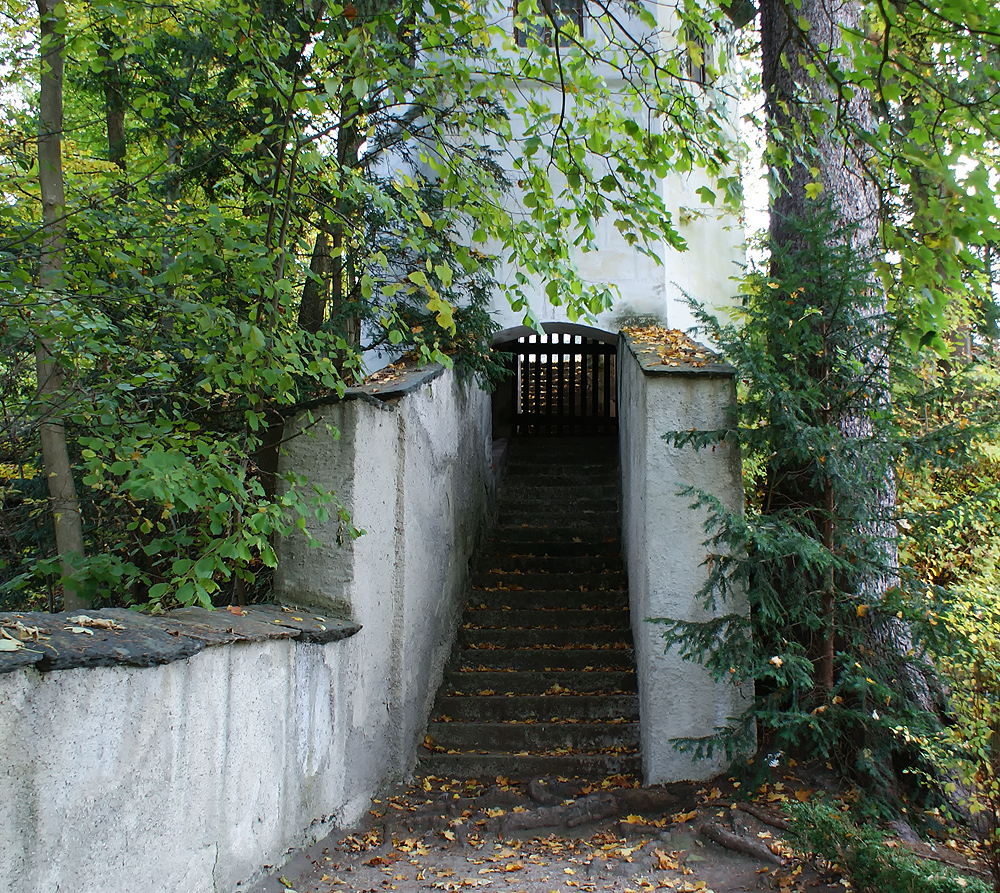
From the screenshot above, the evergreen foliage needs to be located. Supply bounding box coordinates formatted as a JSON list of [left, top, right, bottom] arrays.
[[656, 203, 969, 801], [790, 800, 991, 893]]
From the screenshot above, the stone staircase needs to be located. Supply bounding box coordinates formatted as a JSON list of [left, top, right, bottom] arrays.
[[419, 436, 641, 779]]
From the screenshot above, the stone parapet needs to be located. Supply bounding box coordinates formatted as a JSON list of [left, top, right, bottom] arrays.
[[618, 329, 752, 784], [0, 605, 360, 674]]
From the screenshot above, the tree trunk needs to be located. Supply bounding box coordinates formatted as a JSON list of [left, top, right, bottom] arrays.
[[761, 0, 878, 247], [98, 30, 126, 170], [761, 0, 938, 714], [36, 0, 88, 609], [297, 229, 331, 333]]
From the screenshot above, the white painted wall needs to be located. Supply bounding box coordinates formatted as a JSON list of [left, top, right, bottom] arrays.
[[364, 3, 743, 359], [276, 363, 494, 781], [0, 364, 493, 893], [619, 335, 752, 783], [478, 4, 744, 337]]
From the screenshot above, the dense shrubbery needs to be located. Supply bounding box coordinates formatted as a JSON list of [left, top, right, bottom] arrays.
[[791, 800, 992, 893], [2, 0, 741, 611], [659, 203, 1000, 823]]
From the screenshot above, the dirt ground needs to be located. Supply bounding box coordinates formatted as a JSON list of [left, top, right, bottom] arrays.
[[247, 772, 852, 893]]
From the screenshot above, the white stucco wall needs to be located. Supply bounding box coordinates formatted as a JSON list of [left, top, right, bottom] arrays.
[[619, 336, 752, 783], [0, 363, 493, 893], [276, 363, 494, 778], [362, 3, 743, 353], [483, 133, 743, 338], [476, 5, 744, 337], [1, 637, 370, 893]]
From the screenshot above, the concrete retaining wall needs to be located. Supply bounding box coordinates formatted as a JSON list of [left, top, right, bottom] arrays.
[[276, 362, 494, 772], [2, 631, 356, 893], [619, 333, 752, 784], [0, 362, 493, 893]]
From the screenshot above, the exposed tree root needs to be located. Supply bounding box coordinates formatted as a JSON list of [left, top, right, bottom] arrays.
[[700, 820, 783, 865], [615, 788, 679, 813], [381, 778, 686, 840], [902, 841, 992, 880], [734, 802, 791, 831]]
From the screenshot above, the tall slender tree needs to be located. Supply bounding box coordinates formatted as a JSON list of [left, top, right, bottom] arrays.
[[760, 0, 940, 714], [34, 0, 89, 609]]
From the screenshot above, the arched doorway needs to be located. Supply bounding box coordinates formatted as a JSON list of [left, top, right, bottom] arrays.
[[491, 323, 618, 437]]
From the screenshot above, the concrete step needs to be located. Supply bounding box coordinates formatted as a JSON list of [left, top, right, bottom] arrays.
[[443, 669, 636, 696], [498, 493, 619, 511], [426, 720, 639, 753], [476, 555, 623, 575], [461, 608, 631, 630], [453, 647, 633, 672], [502, 477, 619, 494], [420, 436, 637, 782], [488, 526, 619, 545], [465, 590, 627, 611], [456, 627, 631, 649], [418, 751, 641, 780], [504, 456, 617, 470], [506, 448, 617, 463], [483, 540, 620, 559], [496, 509, 620, 528], [471, 570, 625, 591], [504, 467, 618, 479], [433, 693, 639, 723], [500, 482, 619, 500], [508, 436, 618, 453]]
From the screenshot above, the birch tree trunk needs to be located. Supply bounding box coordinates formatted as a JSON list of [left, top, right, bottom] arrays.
[[36, 0, 88, 609]]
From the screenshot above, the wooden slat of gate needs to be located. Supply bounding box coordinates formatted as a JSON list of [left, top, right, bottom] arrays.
[[545, 346, 553, 427], [557, 335, 565, 433], [504, 333, 617, 435], [567, 335, 579, 434]]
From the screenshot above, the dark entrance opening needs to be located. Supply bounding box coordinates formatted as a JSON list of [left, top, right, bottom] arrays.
[[492, 327, 617, 437]]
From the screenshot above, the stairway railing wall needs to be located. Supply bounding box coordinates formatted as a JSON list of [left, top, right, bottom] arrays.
[[276, 362, 495, 787], [618, 333, 753, 784], [0, 362, 493, 893]]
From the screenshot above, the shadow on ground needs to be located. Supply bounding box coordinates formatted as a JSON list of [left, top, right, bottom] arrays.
[[248, 774, 846, 893]]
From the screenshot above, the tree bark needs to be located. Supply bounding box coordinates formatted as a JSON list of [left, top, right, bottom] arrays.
[[98, 30, 126, 170], [297, 229, 331, 333], [761, 0, 938, 714], [36, 0, 88, 609], [761, 0, 879, 245]]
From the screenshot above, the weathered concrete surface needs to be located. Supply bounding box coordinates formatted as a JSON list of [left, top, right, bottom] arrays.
[[0, 363, 492, 893], [619, 334, 752, 784], [277, 360, 494, 788], [0, 636, 364, 893]]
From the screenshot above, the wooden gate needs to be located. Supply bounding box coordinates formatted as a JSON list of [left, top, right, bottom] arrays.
[[495, 332, 617, 435]]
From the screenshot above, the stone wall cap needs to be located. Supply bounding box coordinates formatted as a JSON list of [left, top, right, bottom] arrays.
[[621, 328, 735, 378], [291, 360, 447, 416], [0, 604, 362, 675]]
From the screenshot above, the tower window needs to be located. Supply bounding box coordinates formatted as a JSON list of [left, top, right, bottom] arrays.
[[683, 29, 710, 85], [514, 0, 584, 47]]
